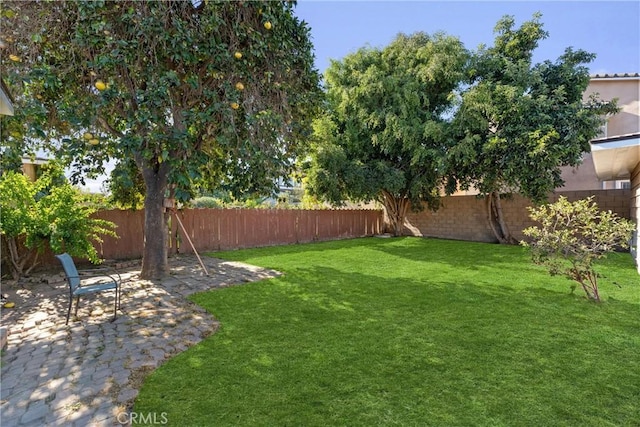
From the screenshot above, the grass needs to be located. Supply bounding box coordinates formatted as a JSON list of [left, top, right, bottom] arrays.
[[134, 237, 640, 426]]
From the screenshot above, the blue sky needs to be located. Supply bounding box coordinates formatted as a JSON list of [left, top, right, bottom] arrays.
[[294, 1, 640, 76]]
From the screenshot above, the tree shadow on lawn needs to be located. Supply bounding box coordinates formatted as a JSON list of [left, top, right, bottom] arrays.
[[201, 261, 639, 355], [368, 236, 638, 286], [274, 264, 640, 322], [209, 235, 639, 312], [208, 236, 417, 263], [182, 264, 640, 426], [369, 236, 535, 268], [214, 236, 538, 274]]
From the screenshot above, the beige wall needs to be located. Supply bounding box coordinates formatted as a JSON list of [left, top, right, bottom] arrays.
[[560, 76, 640, 191], [586, 78, 640, 137], [586, 77, 640, 273], [559, 153, 601, 191]]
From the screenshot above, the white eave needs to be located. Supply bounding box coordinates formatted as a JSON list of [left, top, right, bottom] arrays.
[[590, 133, 640, 180], [21, 156, 50, 165]]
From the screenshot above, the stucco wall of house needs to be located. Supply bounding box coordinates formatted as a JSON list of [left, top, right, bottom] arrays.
[[559, 153, 602, 191], [559, 76, 640, 191], [587, 78, 640, 137]]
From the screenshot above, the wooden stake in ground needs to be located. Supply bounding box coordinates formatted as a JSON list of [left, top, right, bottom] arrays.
[[172, 208, 209, 276]]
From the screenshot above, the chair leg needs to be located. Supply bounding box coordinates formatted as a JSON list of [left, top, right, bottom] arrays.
[[66, 297, 73, 325], [74, 296, 81, 319], [112, 289, 118, 322]]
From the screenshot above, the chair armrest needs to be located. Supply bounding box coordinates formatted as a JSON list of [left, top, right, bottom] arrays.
[[77, 268, 122, 284], [69, 272, 121, 287]]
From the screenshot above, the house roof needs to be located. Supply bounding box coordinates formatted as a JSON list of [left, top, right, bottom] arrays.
[[590, 73, 640, 80], [590, 133, 640, 180]]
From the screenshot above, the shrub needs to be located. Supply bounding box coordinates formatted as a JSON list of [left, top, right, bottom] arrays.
[[522, 196, 635, 302], [0, 166, 117, 279], [191, 196, 224, 208]]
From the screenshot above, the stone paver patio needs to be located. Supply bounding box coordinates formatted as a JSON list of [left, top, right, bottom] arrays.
[[0, 255, 280, 426]]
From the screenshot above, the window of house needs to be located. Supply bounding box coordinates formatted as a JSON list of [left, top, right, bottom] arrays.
[[597, 120, 608, 139], [617, 180, 631, 190]]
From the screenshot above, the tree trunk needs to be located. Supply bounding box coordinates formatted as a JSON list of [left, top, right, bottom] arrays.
[[140, 161, 170, 279], [2, 235, 38, 280], [381, 190, 410, 237], [485, 191, 517, 244]]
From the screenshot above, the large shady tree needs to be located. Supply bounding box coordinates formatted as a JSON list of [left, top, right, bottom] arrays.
[[448, 14, 617, 243], [1, 1, 321, 278], [306, 32, 467, 235]]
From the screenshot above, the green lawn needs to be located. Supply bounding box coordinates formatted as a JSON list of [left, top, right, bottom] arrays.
[[134, 237, 640, 426]]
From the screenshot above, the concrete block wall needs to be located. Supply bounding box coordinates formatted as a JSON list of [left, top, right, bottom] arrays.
[[404, 189, 632, 244], [403, 195, 494, 242]]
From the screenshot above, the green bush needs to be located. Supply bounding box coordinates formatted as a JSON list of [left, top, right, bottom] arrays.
[[0, 165, 117, 279], [522, 196, 635, 302], [191, 196, 224, 208]]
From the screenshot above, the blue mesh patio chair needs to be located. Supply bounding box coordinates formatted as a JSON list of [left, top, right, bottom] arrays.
[[55, 253, 121, 324]]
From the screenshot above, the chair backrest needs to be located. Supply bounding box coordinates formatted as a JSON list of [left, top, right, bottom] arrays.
[[55, 253, 80, 292]]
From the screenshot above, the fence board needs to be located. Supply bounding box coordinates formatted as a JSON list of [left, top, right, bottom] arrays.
[[158, 208, 382, 256], [94, 209, 145, 259]]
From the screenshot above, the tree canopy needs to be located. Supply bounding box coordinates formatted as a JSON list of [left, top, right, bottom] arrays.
[[448, 14, 617, 243], [306, 32, 468, 235], [1, 0, 322, 278]]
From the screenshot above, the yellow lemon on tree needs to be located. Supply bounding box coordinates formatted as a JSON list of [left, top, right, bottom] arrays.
[[89, 138, 100, 145], [94, 80, 107, 91], [9, 54, 20, 62], [83, 132, 93, 140], [235, 82, 244, 91], [230, 102, 240, 110], [234, 51, 242, 59], [264, 21, 272, 30]]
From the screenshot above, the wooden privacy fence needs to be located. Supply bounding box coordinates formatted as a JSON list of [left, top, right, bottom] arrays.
[[93, 208, 384, 260]]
